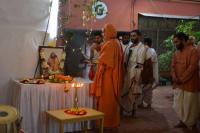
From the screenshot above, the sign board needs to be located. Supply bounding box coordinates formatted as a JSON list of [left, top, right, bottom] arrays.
[[92, 1, 108, 19]]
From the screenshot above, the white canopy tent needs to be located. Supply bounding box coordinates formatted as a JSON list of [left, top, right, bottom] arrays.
[[0, 0, 58, 104]]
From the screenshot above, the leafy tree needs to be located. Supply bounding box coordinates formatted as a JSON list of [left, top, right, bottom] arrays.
[[159, 20, 200, 72]]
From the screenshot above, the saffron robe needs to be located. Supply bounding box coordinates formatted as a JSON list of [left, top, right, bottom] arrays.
[[91, 39, 123, 128], [91, 22, 124, 128]]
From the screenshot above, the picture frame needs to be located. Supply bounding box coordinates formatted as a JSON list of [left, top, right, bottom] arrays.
[[39, 46, 65, 78]]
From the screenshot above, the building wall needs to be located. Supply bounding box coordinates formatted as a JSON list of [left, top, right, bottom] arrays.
[[133, 0, 200, 28], [65, 0, 200, 30], [65, 0, 132, 31]]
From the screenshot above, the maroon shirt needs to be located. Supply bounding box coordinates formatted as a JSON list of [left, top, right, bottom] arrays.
[[171, 45, 200, 92]]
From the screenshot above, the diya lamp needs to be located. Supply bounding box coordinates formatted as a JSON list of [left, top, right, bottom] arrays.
[[71, 82, 84, 110], [64, 81, 87, 115]]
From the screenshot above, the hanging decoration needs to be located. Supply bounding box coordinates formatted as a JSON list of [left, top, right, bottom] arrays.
[[82, 0, 97, 27], [82, 0, 95, 43], [82, 0, 108, 26], [57, 0, 72, 46], [57, 0, 108, 51], [81, 0, 108, 42]]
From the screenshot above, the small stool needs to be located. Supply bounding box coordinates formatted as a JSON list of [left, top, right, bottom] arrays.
[[0, 105, 18, 133], [46, 108, 104, 133]]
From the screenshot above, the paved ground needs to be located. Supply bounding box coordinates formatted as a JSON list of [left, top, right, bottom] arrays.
[[75, 86, 199, 133]]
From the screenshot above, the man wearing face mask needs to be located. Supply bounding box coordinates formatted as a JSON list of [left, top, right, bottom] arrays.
[[171, 32, 200, 129], [121, 30, 151, 117]]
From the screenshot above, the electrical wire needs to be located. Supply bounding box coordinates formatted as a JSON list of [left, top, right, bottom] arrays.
[[33, 0, 54, 78]]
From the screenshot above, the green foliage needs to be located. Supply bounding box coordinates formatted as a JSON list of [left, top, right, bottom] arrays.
[[159, 35, 175, 71], [193, 32, 200, 42], [176, 20, 200, 42], [158, 20, 200, 72], [164, 35, 174, 51], [159, 50, 173, 71], [176, 20, 195, 34]]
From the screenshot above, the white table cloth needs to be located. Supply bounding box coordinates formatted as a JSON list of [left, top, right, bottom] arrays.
[[10, 78, 94, 133]]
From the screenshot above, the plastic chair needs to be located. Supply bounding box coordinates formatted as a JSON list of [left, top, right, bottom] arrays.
[[0, 105, 18, 133]]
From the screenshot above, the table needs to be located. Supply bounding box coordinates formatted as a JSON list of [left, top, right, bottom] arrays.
[[46, 108, 104, 133], [10, 78, 94, 133]]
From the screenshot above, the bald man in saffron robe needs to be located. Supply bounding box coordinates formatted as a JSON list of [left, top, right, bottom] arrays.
[[91, 24, 124, 128]]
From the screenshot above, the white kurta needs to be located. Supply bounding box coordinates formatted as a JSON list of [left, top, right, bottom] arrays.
[[120, 42, 127, 52], [173, 88, 200, 126], [150, 48, 159, 87], [121, 42, 151, 112], [140, 48, 159, 105], [92, 49, 100, 61]]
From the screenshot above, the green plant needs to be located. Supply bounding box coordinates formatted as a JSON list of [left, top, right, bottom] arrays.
[[176, 20, 200, 41], [158, 20, 200, 72], [158, 35, 175, 72]]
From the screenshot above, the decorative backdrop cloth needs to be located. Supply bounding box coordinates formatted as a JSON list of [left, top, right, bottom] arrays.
[[10, 78, 93, 133]]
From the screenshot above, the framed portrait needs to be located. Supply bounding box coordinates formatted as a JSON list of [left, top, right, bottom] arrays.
[[39, 46, 65, 78]]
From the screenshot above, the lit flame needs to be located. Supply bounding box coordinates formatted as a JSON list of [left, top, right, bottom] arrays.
[[72, 83, 75, 87], [71, 82, 84, 88]]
